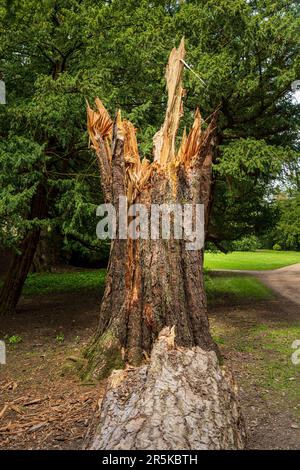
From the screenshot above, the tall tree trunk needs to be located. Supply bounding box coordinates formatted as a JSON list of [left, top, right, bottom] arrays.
[[31, 230, 61, 273], [84, 39, 220, 379], [0, 184, 47, 315]]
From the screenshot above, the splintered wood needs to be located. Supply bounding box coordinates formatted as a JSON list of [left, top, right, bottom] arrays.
[[152, 37, 186, 166], [86, 38, 208, 203]]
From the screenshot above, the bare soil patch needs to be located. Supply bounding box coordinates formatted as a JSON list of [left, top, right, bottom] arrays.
[[0, 285, 299, 449]]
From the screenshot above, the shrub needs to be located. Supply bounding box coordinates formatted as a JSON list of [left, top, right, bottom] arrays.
[[272, 244, 282, 251], [232, 236, 261, 252]]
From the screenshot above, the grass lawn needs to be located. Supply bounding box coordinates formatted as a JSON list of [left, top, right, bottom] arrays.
[[204, 250, 300, 271], [211, 318, 300, 411], [22, 269, 106, 296], [1, 249, 297, 298], [12, 269, 273, 307], [205, 275, 273, 306]]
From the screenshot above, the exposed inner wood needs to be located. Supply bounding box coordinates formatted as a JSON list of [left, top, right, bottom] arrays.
[[152, 37, 185, 166], [87, 38, 212, 204]]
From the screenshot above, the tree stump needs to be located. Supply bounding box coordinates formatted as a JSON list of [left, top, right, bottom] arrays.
[[86, 327, 246, 450]]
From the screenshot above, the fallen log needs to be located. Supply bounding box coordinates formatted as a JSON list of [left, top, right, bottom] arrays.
[[86, 327, 246, 450]]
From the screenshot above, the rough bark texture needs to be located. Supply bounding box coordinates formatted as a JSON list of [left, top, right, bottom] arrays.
[[85, 39, 220, 378], [86, 327, 246, 450], [31, 230, 61, 273], [0, 184, 47, 315], [85, 40, 246, 450]]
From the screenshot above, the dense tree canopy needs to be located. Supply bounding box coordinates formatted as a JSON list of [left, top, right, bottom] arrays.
[[0, 0, 107, 258], [0, 0, 299, 297], [266, 154, 300, 250]]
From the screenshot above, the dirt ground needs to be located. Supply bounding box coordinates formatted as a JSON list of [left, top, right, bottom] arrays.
[[211, 298, 300, 450], [0, 282, 300, 450], [0, 290, 105, 450]]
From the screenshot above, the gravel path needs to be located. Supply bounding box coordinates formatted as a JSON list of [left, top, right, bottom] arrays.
[[213, 263, 300, 307], [256, 263, 300, 306]]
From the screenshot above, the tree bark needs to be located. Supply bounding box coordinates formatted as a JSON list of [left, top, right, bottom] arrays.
[[84, 39, 219, 379], [85, 39, 246, 450], [85, 327, 246, 450], [31, 230, 61, 273], [0, 184, 47, 315]]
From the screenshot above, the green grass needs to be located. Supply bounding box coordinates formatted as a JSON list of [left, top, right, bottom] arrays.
[[204, 249, 300, 271], [205, 275, 273, 306], [22, 269, 106, 296], [211, 320, 300, 407], [17, 269, 274, 308]]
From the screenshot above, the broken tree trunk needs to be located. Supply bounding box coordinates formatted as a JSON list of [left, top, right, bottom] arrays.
[[85, 38, 219, 378], [86, 327, 246, 450]]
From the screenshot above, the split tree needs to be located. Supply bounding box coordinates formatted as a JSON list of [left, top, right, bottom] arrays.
[[85, 39, 219, 377], [86, 41, 246, 450]]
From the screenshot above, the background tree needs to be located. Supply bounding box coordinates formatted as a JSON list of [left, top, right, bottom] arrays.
[[266, 153, 300, 250], [174, 0, 300, 248], [0, 0, 299, 315], [0, 0, 108, 314], [76, 0, 300, 249]]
